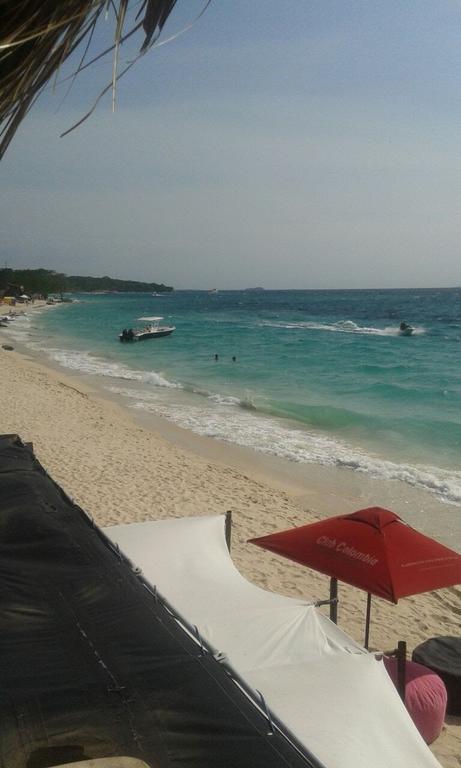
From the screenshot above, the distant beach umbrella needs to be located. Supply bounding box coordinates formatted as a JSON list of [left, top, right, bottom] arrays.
[[249, 507, 461, 648]]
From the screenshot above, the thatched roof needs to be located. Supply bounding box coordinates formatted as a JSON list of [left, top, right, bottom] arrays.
[[0, 1, 183, 159]]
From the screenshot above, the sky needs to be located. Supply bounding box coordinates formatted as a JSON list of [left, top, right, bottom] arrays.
[[3, 1, 461, 290]]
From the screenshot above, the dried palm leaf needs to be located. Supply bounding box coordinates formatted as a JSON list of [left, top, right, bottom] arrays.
[[0, 0, 195, 159]]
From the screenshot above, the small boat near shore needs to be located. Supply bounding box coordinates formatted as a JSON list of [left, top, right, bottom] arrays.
[[119, 316, 175, 342], [0, 314, 17, 326]]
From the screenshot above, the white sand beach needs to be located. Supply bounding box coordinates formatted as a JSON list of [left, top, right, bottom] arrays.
[[1, 343, 460, 766]]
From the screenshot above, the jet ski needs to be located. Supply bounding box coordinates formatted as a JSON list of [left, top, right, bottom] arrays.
[[399, 321, 414, 336]]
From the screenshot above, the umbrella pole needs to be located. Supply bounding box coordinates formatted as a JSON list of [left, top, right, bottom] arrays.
[[329, 577, 338, 624], [225, 510, 232, 552], [364, 592, 372, 649], [397, 640, 407, 702]]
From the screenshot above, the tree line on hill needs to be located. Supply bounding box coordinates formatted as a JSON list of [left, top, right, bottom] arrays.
[[0, 268, 173, 297]]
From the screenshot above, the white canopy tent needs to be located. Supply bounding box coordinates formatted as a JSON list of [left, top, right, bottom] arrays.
[[104, 515, 441, 768]]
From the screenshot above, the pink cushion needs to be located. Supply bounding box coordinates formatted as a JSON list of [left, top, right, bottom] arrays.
[[384, 657, 447, 744]]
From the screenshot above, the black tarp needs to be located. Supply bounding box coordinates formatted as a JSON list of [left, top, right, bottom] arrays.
[[0, 435, 323, 768], [413, 637, 461, 716]]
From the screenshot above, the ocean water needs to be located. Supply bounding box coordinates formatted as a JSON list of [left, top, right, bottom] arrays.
[[8, 288, 461, 507]]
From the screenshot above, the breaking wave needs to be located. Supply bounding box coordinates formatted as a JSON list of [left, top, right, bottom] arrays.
[[106, 383, 461, 507]]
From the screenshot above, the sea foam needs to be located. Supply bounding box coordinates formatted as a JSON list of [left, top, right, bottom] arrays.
[[107, 384, 461, 507]]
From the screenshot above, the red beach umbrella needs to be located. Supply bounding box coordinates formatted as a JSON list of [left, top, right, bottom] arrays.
[[249, 507, 461, 646]]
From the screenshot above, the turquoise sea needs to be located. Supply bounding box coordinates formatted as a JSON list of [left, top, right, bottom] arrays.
[[8, 288, 461, 507]]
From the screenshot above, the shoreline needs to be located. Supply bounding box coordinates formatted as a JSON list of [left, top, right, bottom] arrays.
[[1, 333, 460, 765], [8, 297, 461, 537], [6, 303, 461, 550], [1, 338, 460, 634]]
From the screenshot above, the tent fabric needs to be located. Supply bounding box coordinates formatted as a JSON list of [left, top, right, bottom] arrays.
[[249, 507, 461, 603], [105, 515, 442, 768], [0, 435, 319, 768]]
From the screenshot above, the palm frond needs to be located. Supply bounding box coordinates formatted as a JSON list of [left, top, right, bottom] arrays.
[[0, 0, 180, 159]]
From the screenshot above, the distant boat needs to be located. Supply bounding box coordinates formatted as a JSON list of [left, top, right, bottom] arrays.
[[208, 288, 219, 294], [119, 316, 175, 342]]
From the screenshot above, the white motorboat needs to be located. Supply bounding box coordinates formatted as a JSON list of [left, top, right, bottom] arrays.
[[119, 316, 175, 342]]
